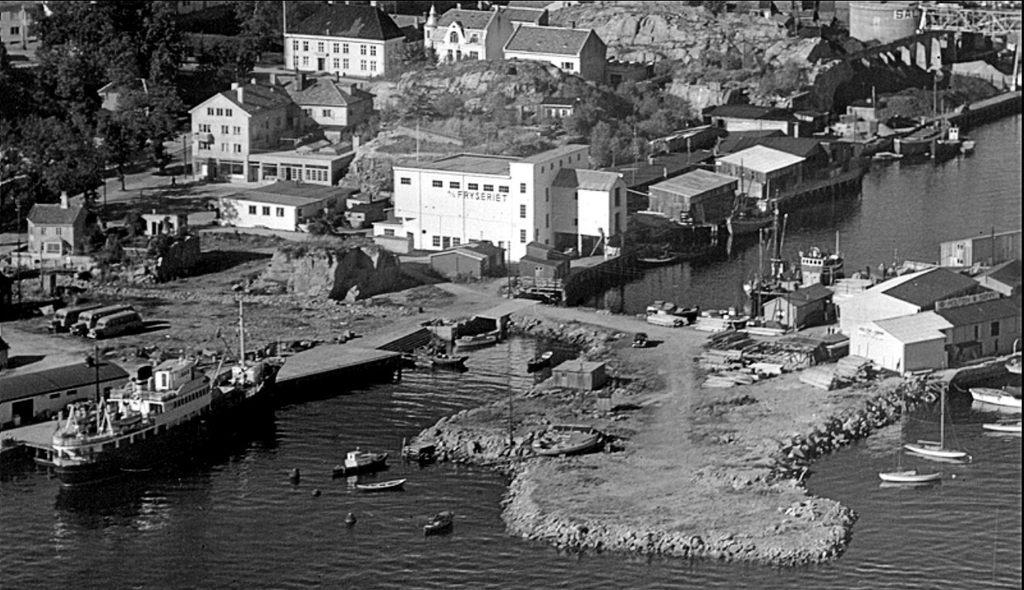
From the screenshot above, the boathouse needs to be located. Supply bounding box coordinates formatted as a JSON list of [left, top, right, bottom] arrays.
[[936, 295, 1022, 363], [519, 242, 571, 289], [551, 360, 607, 391], [973, 259, 1021, 297], [715, 146, 805, 201], [761, 283, 833, 329], [0, 362, 130, 429], [647, 169, 738, 225]]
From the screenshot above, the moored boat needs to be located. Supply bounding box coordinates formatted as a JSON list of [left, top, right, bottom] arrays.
[[355, 478, 406, 492], [981, 420, 1021, 434], [1006, 353, 1021, 375], [878, 470, 942, 484], [969, 387, 1022, 409], [424, 511, 454, 536], [637, 250, 678, 267], [453, 332, 499, 352], [532, 424, 604, 457], [332, 449, 389, 477], [959, 139, 976, 154], [872, 151, 904, 161], [404, 348, 468, 371], [526, 351, 554, 373]]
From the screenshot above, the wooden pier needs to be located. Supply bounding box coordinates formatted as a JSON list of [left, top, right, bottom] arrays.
[[275, 345, 402, 391]]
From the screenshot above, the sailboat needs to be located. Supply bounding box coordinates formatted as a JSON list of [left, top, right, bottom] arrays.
[[879, 395, 942, 484], [904, 385, 970, 461]]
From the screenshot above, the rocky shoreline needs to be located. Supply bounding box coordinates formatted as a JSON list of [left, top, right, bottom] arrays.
[[410, 314, 934, 566]]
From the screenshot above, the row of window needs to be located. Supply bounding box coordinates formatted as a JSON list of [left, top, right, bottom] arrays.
[[292, 40, 376, 56], [171, 386, 209, 409], [431, 236, 463, 247], [35, 226, 64, 236], [196, 124, 242, 135], [198, 142, 243, 153], [303, 108, 335, 118], [540, 153, 584, 173], [248, 205, 287, 218], [423, 180, 511, 193], [49, 389, 78, 400], [293, 55, 377, 71], [205, 107, 235, 117]]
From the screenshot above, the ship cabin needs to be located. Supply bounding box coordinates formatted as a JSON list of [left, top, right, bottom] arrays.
[[800, 247, 844, 287], [109, 359, 210, 419]]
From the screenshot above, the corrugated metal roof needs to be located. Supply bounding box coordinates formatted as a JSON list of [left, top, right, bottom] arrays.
[[936, 296, 1021, 327], [0, 362, 129, 404], [716, 145, 806, 174], [650, 169, 737, 197], [504, 25, 593, 56], [874, 312, 953, 344]]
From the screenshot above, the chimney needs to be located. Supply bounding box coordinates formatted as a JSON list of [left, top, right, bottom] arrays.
[[457, 3, 462, 9], [231, 82, 239, 90], [270, 73, 277, 86], [236, 85, 244, 102], [298, 72, 306, 89], [60, 191, 69, 209], [647, 154, 656, 166]]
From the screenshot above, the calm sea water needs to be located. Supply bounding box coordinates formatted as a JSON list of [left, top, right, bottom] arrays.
[[2, 117, 1021, 589]]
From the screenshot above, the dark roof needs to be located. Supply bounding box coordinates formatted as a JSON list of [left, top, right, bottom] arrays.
[[465, 240, 504, 257], [27, 203, 86, 226], [282, 76, 374, 107], [504, 25, 594, 56], [209, 83, 294, 115], [978, 259, 1021, 288], [540, 96, 579, 107], [787, 283, 834, 306], [0, 362, 129, 404], [521, 255, 565, 267], [936, 296, 1021, 327], [500, 6, 547, 24], [603, 151, 715, 190], [718, 136, 826, 159], [437, 8, 495, 30], [882, 268, 981, 307], [0, 336, 9, 351], [706, 104, 795, 121], [289, 4, 405, 41]]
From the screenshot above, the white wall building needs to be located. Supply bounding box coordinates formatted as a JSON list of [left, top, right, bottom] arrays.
[[378, 145, 626, 260], [850, 312, 952, 374], [283, 3, 406, 78], [218, 183, 341, 232]]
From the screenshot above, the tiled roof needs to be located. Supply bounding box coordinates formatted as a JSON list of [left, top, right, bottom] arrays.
[[551, 168, 622, 192], [936, 296, 1021, 327], [209, 84, 294, 115], [977, 259, 1021, 287], [650, 169, 738, 197], [716, 145, 806, 174], [283, 77, 374, 107], [504, 25, 593, 56], [718, 136, 826, 159], [436, 8, 495, 30], [0, 362, 129, 404], [881, 268, 980, 307], [500, 6, 547, 24], [27, 203, 86, 226], [706, 104, 794, 121], [289, 4, 404, 41]]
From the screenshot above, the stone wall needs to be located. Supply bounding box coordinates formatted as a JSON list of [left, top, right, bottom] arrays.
[[258, 245, 403, 302]]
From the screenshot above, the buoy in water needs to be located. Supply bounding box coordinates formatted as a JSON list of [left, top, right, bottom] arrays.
[[290, 468, 301, 483], [345, 512, 357, 526], [312, 489, 321, 497]]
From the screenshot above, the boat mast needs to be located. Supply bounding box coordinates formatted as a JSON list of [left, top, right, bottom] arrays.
[[238, 299, 245, 368], [940, 384, 946, 449]]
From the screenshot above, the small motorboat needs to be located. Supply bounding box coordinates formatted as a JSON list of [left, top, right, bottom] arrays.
[[969, 387, 1022, 409], [878, 470, 942, 484], [453, 333, 499, 352], [532, 425, 604, 457], [872, 151, 903, 161], [526, 351, 554, 373], [355, 478, 406, 492], [632, 332, 649, 348], [959, 139, 976, 154], [332, 450, 389, 477], [982, 420, 1021, 434], [424, 511, 454, 536]]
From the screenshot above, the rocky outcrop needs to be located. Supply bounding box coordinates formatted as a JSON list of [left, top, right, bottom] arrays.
[[258, 245, 403, 301]]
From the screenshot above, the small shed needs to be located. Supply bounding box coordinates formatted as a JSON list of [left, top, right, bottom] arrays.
[[648, 169, 738, 225], [520, 241, 570, 288], [761, 283, 833, 329], [142, 211, 188, 236], [430, 241, 505, 280], [551, 360, 608, 391]]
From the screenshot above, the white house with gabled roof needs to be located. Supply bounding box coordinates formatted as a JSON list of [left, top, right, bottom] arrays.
[[503, 25, 606, 81], [283, 3, 406, 77]]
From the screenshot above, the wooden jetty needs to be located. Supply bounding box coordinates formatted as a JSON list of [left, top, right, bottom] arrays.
[[275, 345, 402, 389], [1, 420, 59, 465]]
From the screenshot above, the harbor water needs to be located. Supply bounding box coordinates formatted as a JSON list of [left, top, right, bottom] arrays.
[[1, 116, 1021, 589]]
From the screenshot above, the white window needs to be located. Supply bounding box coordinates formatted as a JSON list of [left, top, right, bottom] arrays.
[[221, 125, 229, 134], [276, 207, 285, 217], [343, 43, 349, 54], [206, 107, 214, 115], [332, 43, 339, 53], [302, 56, 309, 66], [226, 109, 233, 117], [292, 40, 299, 51], [317, 42, 324, 53], [234, 144, 241, 153], [432, 236, 441, 247], [369, 46, 377, 57], [232, 126, 241, 135], [322, 109, 332, 118], [450, 181, 460, 189], [45, 242, 61, 254], [370, 61, 377, 72], [292, 56, 299, 68], [262, 206, 271, 216], [520, 183, 526, 193], [519, 204, 526, 218], [333, 58, 340, 69], [384, 228, 395, 237], [400, 177, 411, 185], [248, 205, 257, 214], [198, 124, 211, 132], [360, 45, 367, 55], [498, 186, 509, 193], [520, 230, 527, 243], [432, 180, 443, 188], [360, 60, 367, 71], [302, 41, 309, 51], [469, 51, 479, 59], [215, 108, 223, 116], [343, 58, 350, 69]]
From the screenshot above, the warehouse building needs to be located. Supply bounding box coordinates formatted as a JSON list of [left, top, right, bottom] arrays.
[[716, 145, 805, 200], [1, 362, 129, 429], [850, 312, 952, 375], [647, 169, 738, 225]]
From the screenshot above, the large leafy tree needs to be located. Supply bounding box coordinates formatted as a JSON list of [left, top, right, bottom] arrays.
[[18, 116, 105, 204]]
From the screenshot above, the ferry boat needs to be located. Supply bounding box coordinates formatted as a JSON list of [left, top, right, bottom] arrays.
[[51, 358, 213, 486]]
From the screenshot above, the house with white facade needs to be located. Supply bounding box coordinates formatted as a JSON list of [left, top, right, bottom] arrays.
[[284, 3, 406, 78], [377, 145, 626, 260], [503, 25, 606, 81], [218, 182, 341, 232], [423, 5, 514, 63], [280, 73, 375, 141]]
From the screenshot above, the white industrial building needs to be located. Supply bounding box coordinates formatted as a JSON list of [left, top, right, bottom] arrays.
[[218, 182, 341, 232], [850, 312, 952, 375], [836, 267, 982, 335], [376, 145, 627, 260]]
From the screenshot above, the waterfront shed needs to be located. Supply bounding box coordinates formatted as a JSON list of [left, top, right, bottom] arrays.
[[761, 283, 833, 329], [939, 229, 1022, 267], [850, 312, 952, 375], [647, 169, 738, 225], [0, 362, 130, 428], [716, 146, 805, 200], [973, 259, 1021, 297], [429, 241, 506, 280], [551, 360, 608, 391], [520, 241, 570, 288], [936, 296, 1022, 362]]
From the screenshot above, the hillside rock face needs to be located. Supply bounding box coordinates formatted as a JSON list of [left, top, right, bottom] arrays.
[[259, 245, 402, 302]]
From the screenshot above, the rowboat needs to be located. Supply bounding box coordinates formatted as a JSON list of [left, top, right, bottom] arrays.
[[527, 351, 554, 373], [532, 425, 604, 457], [982, 421, 1021, 434], [969, 387, 1022, 409], [332, 450, 388, 477], [637, 253, 678, 267], [355, 478, 406, 492], [404, 349, 469, 371], [424, 511, 454, 536], [872, 151, 903, 161], [878, 470, 942, 484]]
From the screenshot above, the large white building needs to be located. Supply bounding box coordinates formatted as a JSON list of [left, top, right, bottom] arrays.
[[375, 145, 626, 260], [283, 3, 406, 78]]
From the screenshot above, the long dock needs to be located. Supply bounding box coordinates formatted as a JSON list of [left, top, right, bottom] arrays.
[[275, 345, 402, 389]]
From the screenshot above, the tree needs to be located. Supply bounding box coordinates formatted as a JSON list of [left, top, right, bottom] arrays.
[[233, 0, 281, 55], [18, 116, 105, 204]]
